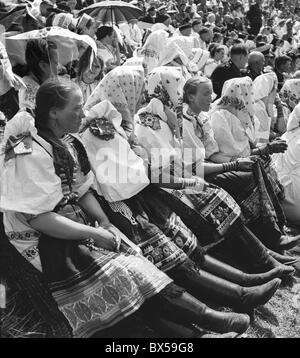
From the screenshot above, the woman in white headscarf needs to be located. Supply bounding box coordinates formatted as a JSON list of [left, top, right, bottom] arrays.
[[252, 72, 281, 144], [209, 76, 288, 163], [273, 103, 300, 224], [180, 75, 300, 253], [279, 79, 300, 124], [79, 65, 289, 317], [85, 65, 144, 141]]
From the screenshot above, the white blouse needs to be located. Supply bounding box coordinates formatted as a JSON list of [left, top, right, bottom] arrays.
[[209, 109, 252, 161]]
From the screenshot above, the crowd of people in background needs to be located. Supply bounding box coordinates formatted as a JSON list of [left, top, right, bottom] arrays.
[[1, 0, 300, 339]]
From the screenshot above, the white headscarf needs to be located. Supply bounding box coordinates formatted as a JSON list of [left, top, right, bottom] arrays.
[[252, 72, 278, 102], [287, 102, 300, 132], [52, 13, 76, 29], [212, 76, 255, 130], [85, 65, 144, 120], [280, 79, 300, 112], [168, 36, 210, 71]]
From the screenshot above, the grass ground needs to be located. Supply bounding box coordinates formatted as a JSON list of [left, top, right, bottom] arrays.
[[245, 227, 300, 338]]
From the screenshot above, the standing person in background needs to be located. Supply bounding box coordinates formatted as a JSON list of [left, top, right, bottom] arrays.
[[246, 0, 263, 35], [275, 55, 292, 91], [211, 44, 248, 99]]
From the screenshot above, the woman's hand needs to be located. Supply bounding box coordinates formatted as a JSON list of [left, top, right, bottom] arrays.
[[237, 158, 254, 171], [269, 139, 288, 153]]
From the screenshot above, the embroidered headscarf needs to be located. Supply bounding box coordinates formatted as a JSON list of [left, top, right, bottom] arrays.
[[139, 30, 169, 72], [287, 102, 300, 132], [213, 76, 255, 128], [280, 79, 300, 111], [168, 36, 210, 71], [84, 65, 144, 121], [252, 72, 278, 102], [137, 66, 186, 141], [145, 66, 185, 114]]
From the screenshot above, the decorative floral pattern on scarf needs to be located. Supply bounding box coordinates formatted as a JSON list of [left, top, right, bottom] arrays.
[[280, 79, 300, 112], [84, 65, 144, 121], [213, 76, 255, 129], [145, 66, 185, 115]]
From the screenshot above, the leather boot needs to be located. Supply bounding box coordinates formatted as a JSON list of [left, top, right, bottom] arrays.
[[169, 263, 281, 311], [159, 290, 250, 334], [201, 255, 283, 287], [267, 249, 299, 266], [272, 235, 300, 253], [231, 224, 295, 276]]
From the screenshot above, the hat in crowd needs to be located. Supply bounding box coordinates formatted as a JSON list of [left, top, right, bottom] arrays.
[[158, 14, 170, 23], [192, 19, 202, 26], [252, 42, 275, 58], [167, 10, 177, 14], [254, 41, 271, 54], [179, 23, 192, 32], [56, 1, 71, 13], [76, 13, 93, 31], [147, 6, 156, 12], [157, 5, 167, 12]]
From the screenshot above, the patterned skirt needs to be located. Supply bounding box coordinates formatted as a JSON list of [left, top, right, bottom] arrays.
[[37, 208, 172, 337], [98, 186, 203, 273], [206, 158, 286, 237]]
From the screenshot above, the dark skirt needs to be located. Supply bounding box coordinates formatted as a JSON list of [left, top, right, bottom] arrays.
[[0, 213, 72, 338], [98, 186, 205, 272], [206, 159, 286, 245]]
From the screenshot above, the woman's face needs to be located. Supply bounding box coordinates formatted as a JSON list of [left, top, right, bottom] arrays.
[[215, 48, 225, 62], [85, 21, 98, 38], [54, 89, 85, 134], [82, 59, 102, 83], [189, 81, 213, 112]]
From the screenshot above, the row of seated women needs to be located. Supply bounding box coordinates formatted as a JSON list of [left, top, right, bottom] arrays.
[[1, 62, 300, 338]]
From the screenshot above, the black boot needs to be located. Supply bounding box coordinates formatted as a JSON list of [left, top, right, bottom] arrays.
[[267, 249, 299, 266], [169, 261, 281, 311], [231, 224, 295, 276], [272, 235, 300, 253], [158, 288, 250, 334], [201, 255, 283, 287]]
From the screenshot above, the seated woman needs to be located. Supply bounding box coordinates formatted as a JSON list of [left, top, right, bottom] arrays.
[[203, 43, 225, 78], [79, 68, 286, 314], [18, 39, 58, 112], [279, 78, 300, 125], [252, 72, 284, 143], [74, 47, 103, 104], [96, 26, 121, 73], [85, 65, 145, 141], [134, 67, 299, 256], [0, 79, 253, 338], [207, 76, 300, 251], [273, 103, 300, 225]]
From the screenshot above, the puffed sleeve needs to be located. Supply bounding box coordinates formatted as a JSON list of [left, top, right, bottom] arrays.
[[0, 112, 63, 215]]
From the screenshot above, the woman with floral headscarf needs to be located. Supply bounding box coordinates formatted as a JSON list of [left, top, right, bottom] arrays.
[[133, 66, 298, 263], [85, 65, 144, 141], [273, 103, 300, 225], [207, 76, 299, 252], [79, 65, 290, 317], [279, 79, 300, 124]]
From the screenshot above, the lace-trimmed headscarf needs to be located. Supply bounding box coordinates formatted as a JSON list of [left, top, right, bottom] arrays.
[[212, 76, 255, 128], [280, 79, 300, 112]]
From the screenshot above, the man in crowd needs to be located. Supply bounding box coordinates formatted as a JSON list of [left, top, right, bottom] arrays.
[[211, 44, 248, 99]]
